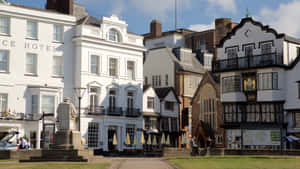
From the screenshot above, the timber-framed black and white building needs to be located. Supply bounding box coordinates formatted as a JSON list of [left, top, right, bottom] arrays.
[[213, 17, 300, 150]]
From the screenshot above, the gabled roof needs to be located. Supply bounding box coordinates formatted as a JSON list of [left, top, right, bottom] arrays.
[[216, 17, 300, 48], [147, 47, 205, 74], [154, 87, 181, 103], [191, 71, 220, 104], [143, 85, 151, 93]]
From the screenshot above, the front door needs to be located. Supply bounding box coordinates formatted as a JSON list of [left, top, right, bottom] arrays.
[[108, 127, 117, 151]]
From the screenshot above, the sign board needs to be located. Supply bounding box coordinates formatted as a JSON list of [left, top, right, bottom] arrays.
[[243, 130, 281, 146]]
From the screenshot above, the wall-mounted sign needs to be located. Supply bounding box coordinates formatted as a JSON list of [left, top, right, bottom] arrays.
[[243, 130, 281, 146], [0, 39, 57, 52]]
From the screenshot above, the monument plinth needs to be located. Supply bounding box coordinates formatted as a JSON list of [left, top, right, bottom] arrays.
[[53, 98, 83, 150]]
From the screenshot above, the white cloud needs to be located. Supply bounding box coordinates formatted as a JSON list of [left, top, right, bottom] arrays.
[[207, 0, 237, 13], [188, 22, 215, 32], [257, 0, 300, 37]]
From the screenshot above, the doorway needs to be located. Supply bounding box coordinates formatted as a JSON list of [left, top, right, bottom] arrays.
[[108, 127, 117, 151]]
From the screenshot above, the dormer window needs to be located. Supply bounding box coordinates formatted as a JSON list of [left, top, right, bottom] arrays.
[[109, 29, 120, 42]]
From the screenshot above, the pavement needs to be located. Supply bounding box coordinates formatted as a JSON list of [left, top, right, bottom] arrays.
[[108, 158, 176, 169]]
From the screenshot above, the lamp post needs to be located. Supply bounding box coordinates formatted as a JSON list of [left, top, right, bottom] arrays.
[[74, 87, 86, 132]]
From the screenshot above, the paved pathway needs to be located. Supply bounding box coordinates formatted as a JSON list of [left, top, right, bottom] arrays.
[[108, 158, 175, 169]]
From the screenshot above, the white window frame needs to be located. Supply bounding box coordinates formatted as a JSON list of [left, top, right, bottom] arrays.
[[25, 53, 37, 75], [0, 93, 7, 113], [109, 57, 118, 77], [53, 24, 63, 42], [0, 16, 9, 35], [41, 95, 55, 115], [90, 55, 99, 74], [127, 60, 135, 80], [27, 20, 38, 39], [31, 95, 39, 114], [108, 29, 120, 42], [0, 50, 9, 72], [52, 55, 63, 76]]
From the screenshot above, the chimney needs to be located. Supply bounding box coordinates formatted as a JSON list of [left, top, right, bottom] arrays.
[[150, 20, 162, 38], [46, 0, 73, 15], [215, 18, 233, 45]]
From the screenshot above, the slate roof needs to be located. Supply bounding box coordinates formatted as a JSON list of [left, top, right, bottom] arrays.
[[154, 87, 181, 103], [165, 48, 205, 74]]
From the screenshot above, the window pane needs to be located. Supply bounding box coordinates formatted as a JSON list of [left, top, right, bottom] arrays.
[[26, 53, 37, 74], [109, 58, 118, 77], [42, 96, 55, 114], [88, 122, 99, 148], [53, 56, 63, 75], [127, 61, 135, 80], [0, 51, 8, 72], [90, 55, 99, 74], [32, 95, 38, 114], [27, 21, 37, 39], [0, 17, 9, 34], [0, 94, 7, 113], [109, 29, 119, 42], [53, 25, 63, 42]]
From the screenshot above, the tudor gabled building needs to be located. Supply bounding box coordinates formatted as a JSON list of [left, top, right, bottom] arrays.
[[213, 17, 300, 150]]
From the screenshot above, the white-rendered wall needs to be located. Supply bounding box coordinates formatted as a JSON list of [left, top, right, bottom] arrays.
[[217, 22, 284, 61], [145, 34, 185, 50], [143, 48, 175, 88], [142, 87, 160, 114]]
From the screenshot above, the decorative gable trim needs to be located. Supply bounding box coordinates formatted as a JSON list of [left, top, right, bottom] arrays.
[[217, 17, 285, 48]]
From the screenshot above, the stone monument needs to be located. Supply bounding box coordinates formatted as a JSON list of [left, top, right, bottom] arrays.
[[53, 97, 82, 150]]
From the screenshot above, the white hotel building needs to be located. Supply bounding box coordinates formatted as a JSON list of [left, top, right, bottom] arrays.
[[0, 0, 145, 151]]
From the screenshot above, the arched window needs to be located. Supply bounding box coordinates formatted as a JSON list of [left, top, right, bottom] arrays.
[[108, 29, 121, 42]]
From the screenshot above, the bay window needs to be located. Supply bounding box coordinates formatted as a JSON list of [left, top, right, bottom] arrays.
[[53, 56, 63, 76], [0, 16, 9, 35], [258, 72, 278, 90], [222, 76, 241, 93], [0, 50, 8, 72], [31, 95, 38, 114], [27, 20, 38, 39], [41, 96, 55, 115], [26, 53, 37, 75]]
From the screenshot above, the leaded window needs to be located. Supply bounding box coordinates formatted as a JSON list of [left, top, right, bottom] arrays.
[[88, 122, 99, 148], [222, 76, 241, 93], [258, 72, 278, 90]]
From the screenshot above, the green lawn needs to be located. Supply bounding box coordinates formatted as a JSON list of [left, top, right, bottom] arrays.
[[169, 156, 300, 169], [0, 163, 109, 169]]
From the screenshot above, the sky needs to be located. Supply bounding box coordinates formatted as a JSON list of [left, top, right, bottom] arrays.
[[7, 0, 300, 38]]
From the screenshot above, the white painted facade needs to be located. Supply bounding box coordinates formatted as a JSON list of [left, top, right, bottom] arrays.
[[73, 15, 145, 151], [145, 34, 185, 50], [0, 3, 76, 149]]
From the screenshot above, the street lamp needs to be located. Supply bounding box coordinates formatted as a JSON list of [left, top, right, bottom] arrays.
[[74, 87, 86, 132]]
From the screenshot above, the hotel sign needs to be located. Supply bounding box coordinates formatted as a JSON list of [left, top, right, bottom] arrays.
[[0, 39, 57, 52]]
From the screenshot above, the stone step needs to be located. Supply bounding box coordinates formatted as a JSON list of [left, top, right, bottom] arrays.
[[20, 159, 88, 163], [30, 156, 85, 160]]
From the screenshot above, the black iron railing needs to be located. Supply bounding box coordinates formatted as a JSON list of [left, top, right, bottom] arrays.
[[125, 108, 141, 117], [106, 107, 123, 116], [213, 53, 283, 72], [86, 106, 105, 115]]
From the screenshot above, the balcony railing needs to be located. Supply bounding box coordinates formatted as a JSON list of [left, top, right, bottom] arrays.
[[212, 53, 283, 72], [86, 106, 105, 115], [106, 107, 123, 116], [125, 108, 141, 117]]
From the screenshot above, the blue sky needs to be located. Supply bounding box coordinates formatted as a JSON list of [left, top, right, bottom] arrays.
[[8, 0, 300, 37]]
